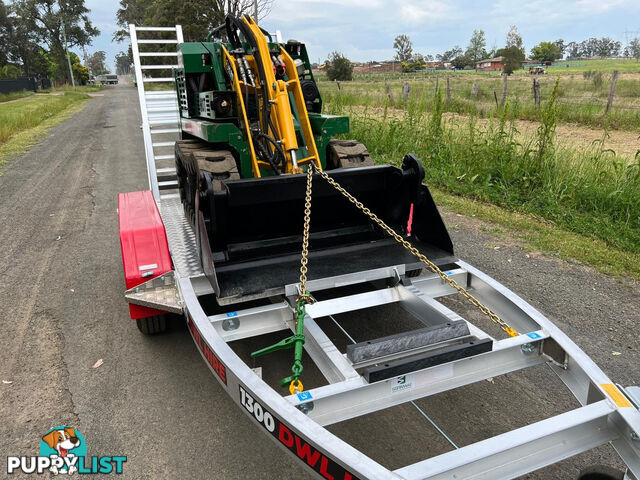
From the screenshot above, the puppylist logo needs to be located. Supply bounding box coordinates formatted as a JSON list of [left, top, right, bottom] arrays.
[[6, 426, 126, 475]]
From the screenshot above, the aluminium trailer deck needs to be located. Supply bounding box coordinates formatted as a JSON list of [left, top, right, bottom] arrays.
[[125, 194, 640, 480], [123, 24, 640, 480]]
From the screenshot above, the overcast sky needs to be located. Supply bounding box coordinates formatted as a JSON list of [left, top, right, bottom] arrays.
[[85, 0, 638, 71]]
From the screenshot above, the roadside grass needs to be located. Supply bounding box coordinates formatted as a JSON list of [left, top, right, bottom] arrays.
[[434, 190, 640, 281], [0, 93, 90, 173], [325, 83, 640, 274], [0, 90, 35, 103], [49, 84, 107, 93], [319, 70, 640, 131]]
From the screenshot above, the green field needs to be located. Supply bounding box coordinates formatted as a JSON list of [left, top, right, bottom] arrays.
[[319, 65, 640, 279], [318, 67, 640, 131], [540, 58, 640, 74]]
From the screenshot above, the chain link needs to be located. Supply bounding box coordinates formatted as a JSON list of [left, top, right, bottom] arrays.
[[297, 164, 315, 305], [314, 168, 518, 338]]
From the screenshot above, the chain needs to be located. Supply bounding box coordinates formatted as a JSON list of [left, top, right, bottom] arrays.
[[314, 168, 518, 338], [297, 164, 315, 305]]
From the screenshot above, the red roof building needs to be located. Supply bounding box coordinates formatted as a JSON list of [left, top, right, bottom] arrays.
[[475, 56, 504, 71]]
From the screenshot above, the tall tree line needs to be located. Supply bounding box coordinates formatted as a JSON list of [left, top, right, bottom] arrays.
[[0, 0, 98, 82], [114, 0, 273, 42]]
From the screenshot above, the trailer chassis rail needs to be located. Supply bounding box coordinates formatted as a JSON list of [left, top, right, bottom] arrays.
[[153, 198, 640, 479]]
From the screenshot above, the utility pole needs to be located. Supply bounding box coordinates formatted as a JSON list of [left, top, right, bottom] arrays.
[[61, 22, 76, 91], [254, 0, 258, 23]]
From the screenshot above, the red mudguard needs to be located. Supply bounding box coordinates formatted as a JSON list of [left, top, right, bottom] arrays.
[[118, 191, 173, 319]]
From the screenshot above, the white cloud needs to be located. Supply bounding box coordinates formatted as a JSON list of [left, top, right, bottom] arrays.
[[576, 0, 629, 13], [397, 0, 450, 23], [82, 0, 635, 69]]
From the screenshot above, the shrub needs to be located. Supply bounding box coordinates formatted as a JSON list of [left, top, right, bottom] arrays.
[[325, 52, 353, 81]]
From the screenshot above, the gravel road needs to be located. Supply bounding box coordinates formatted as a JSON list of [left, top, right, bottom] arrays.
[[1, 85, 638, 479]]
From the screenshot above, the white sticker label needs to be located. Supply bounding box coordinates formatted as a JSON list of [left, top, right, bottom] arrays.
[[391, 374, 414, 393], [139, 263, 158, 271]]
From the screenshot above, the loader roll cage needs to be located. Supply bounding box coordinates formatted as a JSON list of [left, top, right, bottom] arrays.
[[124, 22, 640, 480]]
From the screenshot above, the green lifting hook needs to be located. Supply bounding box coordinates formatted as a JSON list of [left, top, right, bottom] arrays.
[[250, 298, 308, 389]]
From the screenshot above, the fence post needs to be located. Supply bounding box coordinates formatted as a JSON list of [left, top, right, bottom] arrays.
[[501, 74, 508, 106], [402, 82, 411, 102], [434, 74, 439, 97], [446, 76, 451, 102], [605, 70, 619, 114], [336, 80, 341, 90], [385, 81, 394, 103], [533, 77, 541, 108], [471, 82, 479, 97]]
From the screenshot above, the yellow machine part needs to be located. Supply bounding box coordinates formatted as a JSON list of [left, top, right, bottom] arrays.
[[240, 16, 321, 175]]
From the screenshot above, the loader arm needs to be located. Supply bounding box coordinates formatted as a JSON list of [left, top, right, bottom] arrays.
[[224, 15, 321, 176]]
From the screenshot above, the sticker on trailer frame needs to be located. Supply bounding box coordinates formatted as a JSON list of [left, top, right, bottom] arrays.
[[527, 332, 542, 340], [187, 316, 227, 385], [226, 312, 238, 317], [238, 385, 360, 480], [297, 391, 312, 402], [391, 374, 414, 394]]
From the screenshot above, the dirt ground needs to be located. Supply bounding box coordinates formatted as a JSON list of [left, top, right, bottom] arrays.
[[349, 104, 640, 160], [0, 85, 639, 479], [444, 112, 640, 160]]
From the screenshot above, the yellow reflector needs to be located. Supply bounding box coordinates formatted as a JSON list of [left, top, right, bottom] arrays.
[[600, 383, 632, 408]]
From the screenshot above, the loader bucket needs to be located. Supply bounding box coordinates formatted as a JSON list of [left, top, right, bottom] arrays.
[[196, 156, 454, 304]]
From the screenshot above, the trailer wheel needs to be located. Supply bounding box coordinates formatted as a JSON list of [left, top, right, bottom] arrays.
[[577, 465, 625, 480], [136, 315, 167, 335]]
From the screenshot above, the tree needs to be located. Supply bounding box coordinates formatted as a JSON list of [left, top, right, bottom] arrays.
[[595, 37, 621, 57], [115, 0, 273, 42], [402, 54, 425, 73], [452, 54, 472, 70], [566, 41, 580, 59], [626, 38, 640, 60], [506, 25, 524, 55], [554, 39, 566, 58], [530, 41, 561, 62], [0, 64, 21, 78], [13, 0, 99, 82], [579, 38, 598, 57], [325, 51, 352, 81], [465, 29, 487, 64], [436, 45, 463, 63], [0, 0, 10, 65], [115, 51, 132, 75], [69, 52, 89, 83], [393, 34, 413, 63], [87, 50, 108, 75], [114, 0, 148, 41], [502, 45, 524, 74]]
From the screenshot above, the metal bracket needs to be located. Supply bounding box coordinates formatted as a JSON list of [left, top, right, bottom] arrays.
[[124, 270, 183, 314], [542, 337, 568, 369]]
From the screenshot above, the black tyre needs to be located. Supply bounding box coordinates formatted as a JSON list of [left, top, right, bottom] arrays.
[[577, 465, 625, 480], [136, 315, 167, 335]]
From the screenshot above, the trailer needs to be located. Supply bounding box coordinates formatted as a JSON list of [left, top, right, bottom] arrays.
[[118, 22, 640, 480]]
